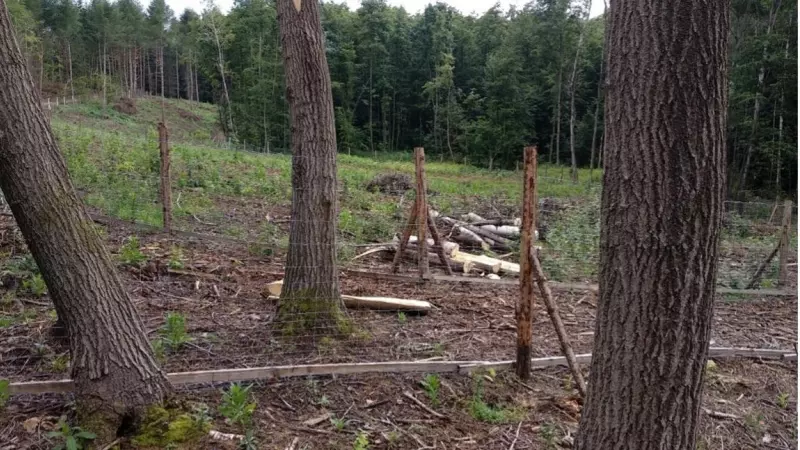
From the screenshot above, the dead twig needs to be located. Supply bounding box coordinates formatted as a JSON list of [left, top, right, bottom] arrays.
[[100, 439, 122, 450], [403, 390, 447, 420], [508, 422, 523, 450], [703, 408, 740, 420]]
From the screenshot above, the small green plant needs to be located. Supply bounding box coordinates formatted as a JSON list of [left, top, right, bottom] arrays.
[[159, 312, 190, 351], [420, 374, 441, 406], [316, 394, 330, 406], [353, 431, 369, 450], [119, 236, 147, 266], [23, 274, 47, 297], [397, 312, 407, 324], [219, 383, 257, 427], [168, 246, 185, 269], [468, 374, 523, 424], [744, 412, 765, 436], [386, 431, 400, 448], [237, 430, 258, 450], [151, 339, 166, 363], [0, 379, 9, 408], [777, 392, 790, 409], [51, 354, 70, 373], [540, 423, 558, 449], [189, 403, 212, 429], [331, 416, 347, 431], [47, 419, 96, 450]]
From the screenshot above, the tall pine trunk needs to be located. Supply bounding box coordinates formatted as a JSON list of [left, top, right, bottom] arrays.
[[574, 0, 728, 448], [275, 0, 346, 334], [0, 6, 171, 443]]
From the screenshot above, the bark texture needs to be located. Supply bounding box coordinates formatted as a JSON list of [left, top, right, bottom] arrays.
[[276, 0, 346, 334], [574, 0, 728, 449], [0, 4, 170, 441]]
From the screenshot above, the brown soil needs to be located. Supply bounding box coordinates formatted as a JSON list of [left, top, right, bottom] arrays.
[[113, 97, 138, 115], [0, 214, 796, 449]]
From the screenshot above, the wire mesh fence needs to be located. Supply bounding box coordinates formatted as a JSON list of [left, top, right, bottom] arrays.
[[0, 94, 796, 384]]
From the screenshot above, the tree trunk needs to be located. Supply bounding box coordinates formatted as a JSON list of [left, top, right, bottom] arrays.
[[67, 41, 74, 101], [0, 7, 171, 443], [369, 57, 374, 156], [275, 0, 346, 334], [574, 0, 728, 448]]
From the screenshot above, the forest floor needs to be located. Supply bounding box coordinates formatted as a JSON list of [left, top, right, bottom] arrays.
[[0, 97, 797, 449]]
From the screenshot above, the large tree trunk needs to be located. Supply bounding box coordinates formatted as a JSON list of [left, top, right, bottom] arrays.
[[574, 0, 728, 448], [275, 0, 346, 334], [0, 5, 171, 443]]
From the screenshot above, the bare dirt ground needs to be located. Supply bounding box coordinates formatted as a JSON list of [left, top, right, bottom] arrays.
[[0, 213, 796, 449]]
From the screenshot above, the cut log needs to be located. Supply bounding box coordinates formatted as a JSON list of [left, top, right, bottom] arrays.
[[480, 224, 520, 238], [264, 280, 431, 313], [454, 252, 520, 275], [341, 295, 431, 312], [461, 212, 486, 223], [384, 248, 472, 273], [442, 217, 511, 251], [450, 226, 491, 250], [403, 235, 459, 257]]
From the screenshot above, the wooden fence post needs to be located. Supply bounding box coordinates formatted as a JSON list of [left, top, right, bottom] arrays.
[[517, 146, 537, 380], [778, 200, 792, 287], [158, 122, 172, 232], [415, 148, 429, 278]]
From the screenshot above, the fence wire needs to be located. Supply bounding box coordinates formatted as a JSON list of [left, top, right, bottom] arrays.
[[0, 94, 796, 383]]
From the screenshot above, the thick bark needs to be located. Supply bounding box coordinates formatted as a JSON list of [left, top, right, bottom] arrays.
[[275, 0, 346, 335], [0, 4, 170, 442], [574, 0, 728, 448]]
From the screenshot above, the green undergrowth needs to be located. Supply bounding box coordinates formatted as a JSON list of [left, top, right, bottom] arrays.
[[132, 404, 211, 448], [49, 96, 792, 287]]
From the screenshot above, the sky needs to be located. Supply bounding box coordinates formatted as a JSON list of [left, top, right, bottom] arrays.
[[165, 0, 605, 19]]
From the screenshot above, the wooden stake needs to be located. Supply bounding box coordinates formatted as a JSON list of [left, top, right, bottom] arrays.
[[391, 202, 418, 273], [778, 200, 792, 287], [517, 146, 537, 380], [427, 212, 453, 275], [415, 148, 429, 278], [158, 122, 172, 232], [531, 247, 587, 397]]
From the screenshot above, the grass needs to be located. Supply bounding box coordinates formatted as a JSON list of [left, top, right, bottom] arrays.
[[48, 96, 795, 286]]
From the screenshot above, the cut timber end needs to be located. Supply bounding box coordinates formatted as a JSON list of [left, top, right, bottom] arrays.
[[292, 0, 301, 11]]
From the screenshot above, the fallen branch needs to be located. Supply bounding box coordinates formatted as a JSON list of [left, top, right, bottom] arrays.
[[209, 430, 244, 441], [403, 390, 447, 419], [746, 241, 781, 289], [530, 248, 586, 397], [702, 408, 739, 420]]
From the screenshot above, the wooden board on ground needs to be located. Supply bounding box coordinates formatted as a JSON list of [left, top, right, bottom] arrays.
[[8, 347, 795, 395]]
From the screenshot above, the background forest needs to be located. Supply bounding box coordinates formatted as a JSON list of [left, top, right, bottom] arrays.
[[6, 0, 798, 198]]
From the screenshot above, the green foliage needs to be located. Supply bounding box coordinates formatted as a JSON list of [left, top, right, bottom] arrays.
[[168, 246, 185, 269], [219, 383, 257, 427], [397, 312, 407, 324], [468, 374, 523, 424], [238, 430, 259, 450], [51, 353, 70, 373], [330, 416, 347, 431], [119, 236, 147, 266], [420, 374, 441, 406], [539, 423, 558, 449], [133, 405, 211, 447], [353, 431, 370, 450], [0, 379, 9, 408], [777, 392, 790, 409], [22, 274, 47, 297], [47, 420, 96, 450], [159, 312, 190, 351]]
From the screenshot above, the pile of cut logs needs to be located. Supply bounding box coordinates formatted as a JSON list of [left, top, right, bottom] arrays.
[[361, 212, 540, 277]]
